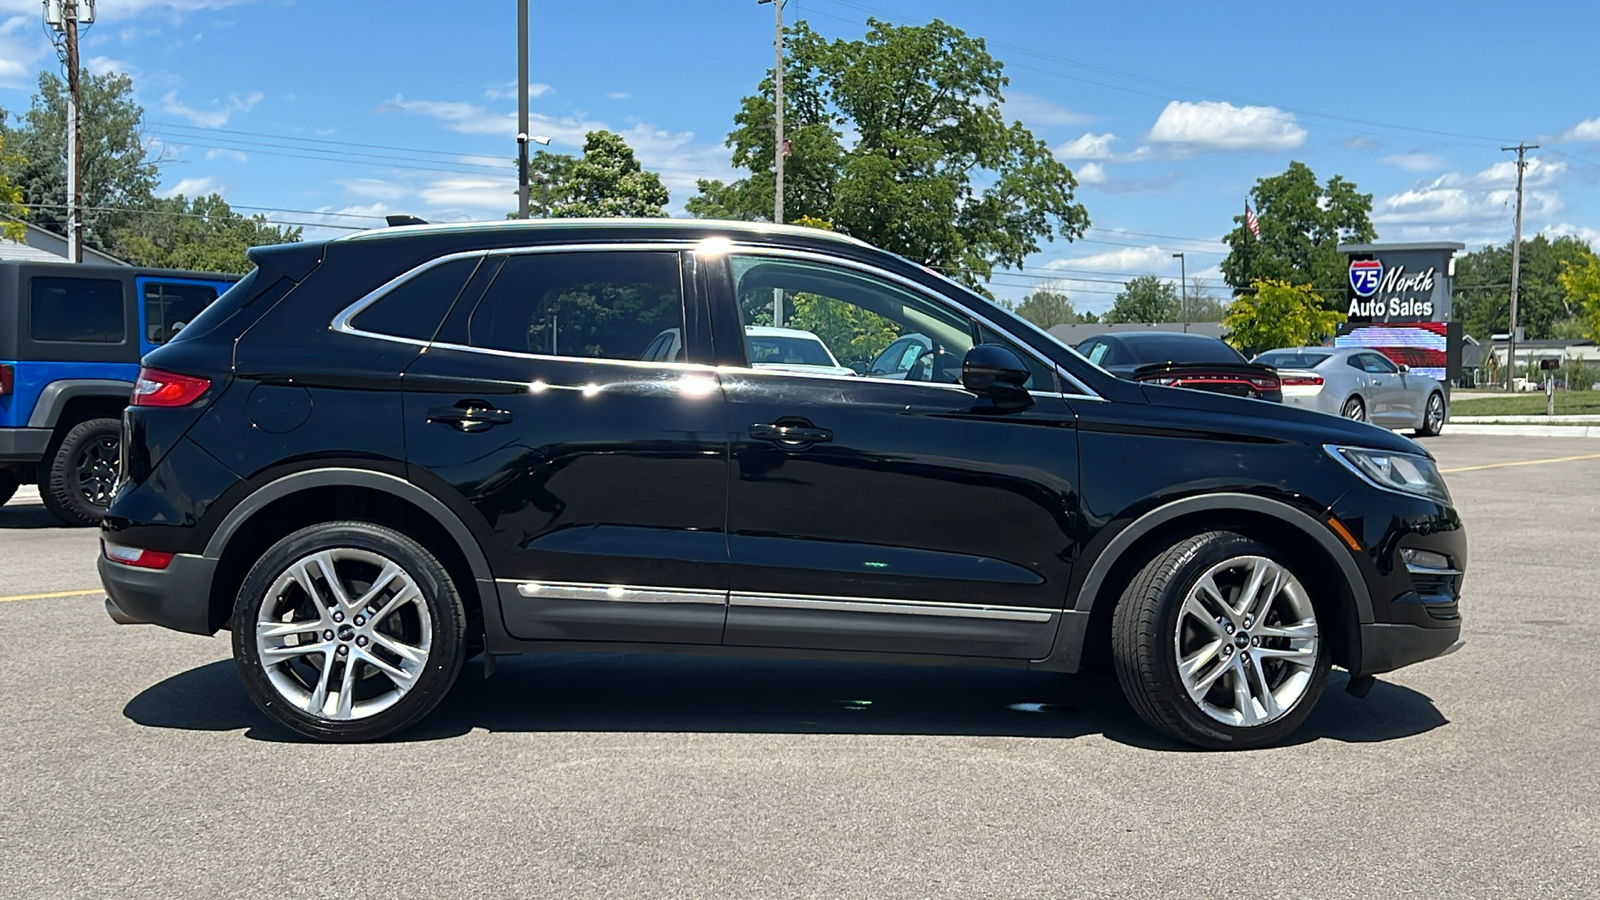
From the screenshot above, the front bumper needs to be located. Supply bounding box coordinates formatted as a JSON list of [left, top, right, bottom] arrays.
[[99, 552, 218, 635], [1356, 622, 1463, 676]]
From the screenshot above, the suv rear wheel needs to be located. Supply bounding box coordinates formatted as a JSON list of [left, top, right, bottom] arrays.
[[231, 521, 467, 742], [1112, 531, 1331, 749], [42, 417, 120, 526]]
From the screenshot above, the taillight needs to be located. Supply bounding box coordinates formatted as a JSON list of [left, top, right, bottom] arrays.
[[1281, 375, 1325, 387], [103, 542, 175, 570], [0, 363, 12, 395], [1248, 376, 1282, 391], [131, 368, 210, 408]]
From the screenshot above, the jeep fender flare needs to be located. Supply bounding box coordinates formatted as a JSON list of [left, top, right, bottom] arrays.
[[26, 379, 135, 429]]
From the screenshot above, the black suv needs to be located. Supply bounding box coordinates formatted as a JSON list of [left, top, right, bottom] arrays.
[[100, 220, 1465, 748]]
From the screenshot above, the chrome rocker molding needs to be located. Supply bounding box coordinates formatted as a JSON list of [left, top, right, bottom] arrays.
[[513, 581, 725, 605]]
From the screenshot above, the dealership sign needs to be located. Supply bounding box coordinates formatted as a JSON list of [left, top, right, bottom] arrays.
[[1338, 241, 1466, 385], [1349, 259, 1382, 297]]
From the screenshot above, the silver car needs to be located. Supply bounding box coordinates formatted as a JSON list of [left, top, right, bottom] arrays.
[[1252, 347, 1448, 436]]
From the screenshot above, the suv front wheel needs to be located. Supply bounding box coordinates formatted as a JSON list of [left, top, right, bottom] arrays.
[[232, 521, 467, 742], [1112, 531, 1331, 749]]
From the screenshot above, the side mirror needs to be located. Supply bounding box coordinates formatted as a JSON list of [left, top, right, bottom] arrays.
[[961, 344, 1033, 410], [1396, 363, 1410, 374], [849, 361, 869, 375]]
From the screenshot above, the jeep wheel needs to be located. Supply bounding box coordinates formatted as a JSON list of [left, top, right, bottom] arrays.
[[232, 521, 466, 742], [1112, 531, 1331, 750], [42, 417, 120, 526]]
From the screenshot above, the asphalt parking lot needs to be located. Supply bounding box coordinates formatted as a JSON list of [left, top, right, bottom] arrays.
[[1, 434, 1597, 899]]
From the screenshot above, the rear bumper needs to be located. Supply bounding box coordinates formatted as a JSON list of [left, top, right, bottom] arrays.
[[0, 428, 51, 463], [99, 552, 218, 635], [1356, 622, 1462, 677]]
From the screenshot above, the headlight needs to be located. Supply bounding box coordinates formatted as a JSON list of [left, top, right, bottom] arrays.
[[1327, 445, 1451, 504]]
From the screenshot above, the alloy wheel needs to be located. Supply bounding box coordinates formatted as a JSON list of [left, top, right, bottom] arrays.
[[1174, 555, 1320, 728], [1427, 395, 1445, 432], [75, 436, 119, 508], [1341, 397, 1365, 421], [254, 547, 434, 721]]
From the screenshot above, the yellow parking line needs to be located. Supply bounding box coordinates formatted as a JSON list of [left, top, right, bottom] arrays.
[[0, 588, 103, 604], [1441, 452, 1600, 474]]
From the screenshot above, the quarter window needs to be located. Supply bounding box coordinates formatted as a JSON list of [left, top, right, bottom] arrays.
[[352, 258, 480, 342], [143, 282, 219, 345], [464, 251, 685, 361], [31, 277, 124, 343]]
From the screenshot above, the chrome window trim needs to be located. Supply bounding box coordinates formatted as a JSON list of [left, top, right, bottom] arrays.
[[507, 580, 727, 606], [730, 591, 1054, 623], [715, 244, 1100, 400], [336, 217, 873, 248]]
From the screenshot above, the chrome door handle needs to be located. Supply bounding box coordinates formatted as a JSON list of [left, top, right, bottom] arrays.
[[428, 400, 514, 433], [750, 422, 833, 444]]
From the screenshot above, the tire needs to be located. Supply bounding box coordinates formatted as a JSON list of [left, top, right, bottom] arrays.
[[232, 521, 467, 742], [1414, 392, 1446, 437], [1111, 531, 1332, 750], [1340, 396, 1366, 422], [42, 417, 121, 526], [0, 469, 17, 507]]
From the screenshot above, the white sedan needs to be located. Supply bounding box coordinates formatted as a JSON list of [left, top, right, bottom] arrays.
[[1252, 347, 1448, 437]]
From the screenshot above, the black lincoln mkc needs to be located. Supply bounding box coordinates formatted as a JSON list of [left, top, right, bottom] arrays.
[[99, 219, 1465, 748]]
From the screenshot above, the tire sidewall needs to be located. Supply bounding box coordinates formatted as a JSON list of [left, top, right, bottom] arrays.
[[1418, 393, 1445, 437], [1143, 533, 1331, 749], [1342, 396, 1366, 422], [231, 521, 466, 742], [43, 417, 121, 527]]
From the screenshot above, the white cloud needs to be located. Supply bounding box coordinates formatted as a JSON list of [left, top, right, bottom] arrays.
[[1555, 116, 1600, 143], [85, 55, 139, 77], [484, 80, 554, 102], [606, 91, 631, 101], [1002, 92, 1092, 127], [161, 90, 264, 127], [205, 148, 248, 163], [1373, 157, 1569, 243], [158, 176, 217, 198], [1343, 135, 1383, 150], [0, 14, 47, 88], [1382, 152, 1445, 172], [1148, 100, 1306, 153], [1076, 162, 1107, 184], [1055, 132, 1119, 161], [1545, 222, 1600, 250]]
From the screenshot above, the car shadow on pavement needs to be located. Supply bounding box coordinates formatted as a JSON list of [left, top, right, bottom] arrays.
[[123, 653, 1449, 750], [0, 504, 68, 530]]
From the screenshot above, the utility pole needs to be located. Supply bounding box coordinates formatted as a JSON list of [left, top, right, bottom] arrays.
[[45, 1, 93, 263], [1502, 142, 1538, 390], [1172, 252, 1188, 332], [517, 0, 530, 220], [758, 0, 787, 324]]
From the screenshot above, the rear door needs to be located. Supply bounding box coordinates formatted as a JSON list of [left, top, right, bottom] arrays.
[[400, 246, 730, 646]]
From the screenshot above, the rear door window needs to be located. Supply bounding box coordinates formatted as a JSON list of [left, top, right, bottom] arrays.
[[31, 277, 124, 343], [143, 281, 219, 345]]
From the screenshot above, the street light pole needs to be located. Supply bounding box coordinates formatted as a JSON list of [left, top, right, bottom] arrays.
[[758, 0, 786, 225], [45, 0, 94, 263], [1172, 252, 1187, 332], [517, 0, 530, 220]]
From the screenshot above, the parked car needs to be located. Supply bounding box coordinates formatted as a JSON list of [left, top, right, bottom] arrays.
[[1076, 332, 1283, 402], [100, 219, 1464, 749], [743, 326, 857, 377], [0, 261, 239, 524], [1252, 347, 1447, 437]]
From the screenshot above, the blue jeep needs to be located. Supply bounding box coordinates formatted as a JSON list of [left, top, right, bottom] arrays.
[[0, 261, 239, 525]]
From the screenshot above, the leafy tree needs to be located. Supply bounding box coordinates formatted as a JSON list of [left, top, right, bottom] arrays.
[[1453, 234, 1597, 339], [787, 293, 900, 366], [0, 134, 24, 241], [1223, 280, 1345, 355], [0, 71, 159, 251], [1009, 288, 1079, 329], [109, 193, 301, 273], [549, 131, 668, 218], [1559, 253, 1600, 341], [1221, 161, 1376, 304], [506, 149, 579, 218], [1105, 275, 1180, 323], [688, 18, 1090, 293]]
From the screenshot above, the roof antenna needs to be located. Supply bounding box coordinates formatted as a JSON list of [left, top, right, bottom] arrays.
[[385, 215, 429, 227]]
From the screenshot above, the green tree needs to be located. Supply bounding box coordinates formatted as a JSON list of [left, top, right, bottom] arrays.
[[1221, 161, 1376, 303], [109, 193, 300, 273], [1559, 253, 1600, 341], [1106, 275, 1180, 323], [1452, 234, 1597, 339], [506, 149, 579, 218], [688, 18, 1090, 293], [1223, 280, 1345, 355], [0, 134, 24, 241], [549, 131, 668, 218], [0, 71, 159, 251], [1009, 288, 1079, 329]]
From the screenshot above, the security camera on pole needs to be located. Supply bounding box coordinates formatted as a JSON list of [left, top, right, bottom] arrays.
[[44, 0, 95, 263]]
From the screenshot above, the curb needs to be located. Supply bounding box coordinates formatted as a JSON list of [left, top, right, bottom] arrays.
[[1452, 415, 1600, 424], [1445, 424, 1600, 438]]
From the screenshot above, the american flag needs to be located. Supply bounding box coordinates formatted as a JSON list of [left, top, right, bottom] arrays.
[[1244, 201, 1260, 239]]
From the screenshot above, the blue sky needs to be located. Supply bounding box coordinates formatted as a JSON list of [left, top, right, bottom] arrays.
[[2, 0, 1598, 313]]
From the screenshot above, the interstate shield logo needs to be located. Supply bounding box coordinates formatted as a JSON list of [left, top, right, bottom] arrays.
[[1349, 259, 1383, 297]]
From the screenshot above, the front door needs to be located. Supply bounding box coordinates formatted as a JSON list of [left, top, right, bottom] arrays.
[[403, 247, 729, 645], [710, 250, 1081, 660]]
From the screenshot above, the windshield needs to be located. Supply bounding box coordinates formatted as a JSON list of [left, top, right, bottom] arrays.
[[1122, 335, 1244, 365], [1255, 351, 1331, 369], [748, 335, 838, 367]]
